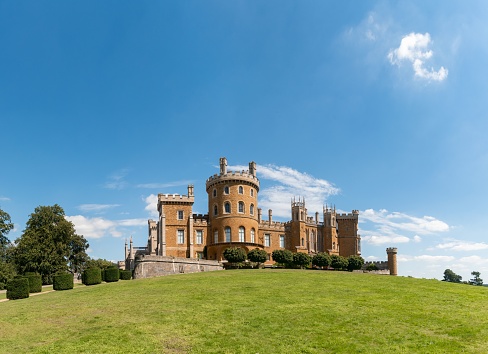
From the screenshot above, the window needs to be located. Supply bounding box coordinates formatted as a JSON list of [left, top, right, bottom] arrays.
[[250, 189, 254, 197], [301, 238, 304, 246], [250, 228, 255, 243], [239, 227, 245, 242], [238, 186, 243, 194], [264, 234, 270, 247], [333, 242, 336, 250], [224, 186, 229, 194], [238, 201, 244, 213], [250, 204, 254, 215], [358, 239, 361, 253], [225, 227, 231, 242], [214, 230, 218, 243], [279, 235, 285, 248], [214, 205, 218, 216], [196, 230, 203, 244], [224, 202, 231, 213], [213, 189, 217, 197], [177, 210, 184, 220], [177, 230, 184, 244]]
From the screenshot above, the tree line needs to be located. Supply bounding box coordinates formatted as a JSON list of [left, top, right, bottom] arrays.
[[0, 205, 113, 288], [443, 269, 483, 286]]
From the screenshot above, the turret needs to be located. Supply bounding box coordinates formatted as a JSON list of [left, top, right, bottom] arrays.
[[387, 247, 398, 276]]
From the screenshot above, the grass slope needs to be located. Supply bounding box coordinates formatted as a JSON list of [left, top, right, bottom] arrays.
[[0, 270, 487, 353]]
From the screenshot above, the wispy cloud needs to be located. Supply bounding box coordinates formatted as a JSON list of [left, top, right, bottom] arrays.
[[433, 239, 488, 252], [78, 204, 121, 213], [229, 163, 339, 218], [0, 196, 11, 201], [388, 32, 448, 81], [136, 180, 193, 189], [104, 169, 129, 190], [66, 215, 147, 239]]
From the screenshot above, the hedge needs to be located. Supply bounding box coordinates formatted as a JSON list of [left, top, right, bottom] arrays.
[[25, 272, 42, 293], [104, 267, 119, 283], [83, 268, 102, 286], [53, 273, 74, 290], [6, 277, 30, 300], [119, 270, 132, 280]]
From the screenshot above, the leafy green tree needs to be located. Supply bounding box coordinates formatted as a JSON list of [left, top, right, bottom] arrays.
[[272, 249, 293, 266], [0, 208, 15, 289], [84, 258, 117, 270], [366, 263, 379, 271], [312, 253, 331, 269], [223, 247, 246, 263], [347, 255, 365, 271], [292, 252, 311, 269], [0, 208, 14, 248], [247, 248, 267, 265], [12, 204, 89, 284], [330, 255, 348, 271], [443, 269, 462, 283], [469, 271, 483, 286]]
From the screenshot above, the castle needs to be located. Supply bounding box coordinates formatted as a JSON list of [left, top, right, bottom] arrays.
[[124, 157, 364, 270]]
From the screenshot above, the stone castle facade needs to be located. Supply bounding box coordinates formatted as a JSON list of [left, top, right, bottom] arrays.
[[125, 157, 362, 269]]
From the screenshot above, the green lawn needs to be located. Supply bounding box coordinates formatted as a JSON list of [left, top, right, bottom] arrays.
[[0, 270, 487, 353]]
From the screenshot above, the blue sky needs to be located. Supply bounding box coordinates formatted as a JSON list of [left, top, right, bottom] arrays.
[[2, 1, 488, 280]]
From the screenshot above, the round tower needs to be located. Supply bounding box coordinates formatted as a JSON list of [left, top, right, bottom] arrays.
[[205, 157, 261, 260], [386, 247, 398, 276]]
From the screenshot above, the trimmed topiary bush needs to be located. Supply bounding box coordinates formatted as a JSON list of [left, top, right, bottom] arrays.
[[25, 272, 42, 293], [53, 273, 74, 290], [104, 267, 119, 282], [83, 268, 102, 286], [6, 276, 30, 300], [119, 270, 132, 280]]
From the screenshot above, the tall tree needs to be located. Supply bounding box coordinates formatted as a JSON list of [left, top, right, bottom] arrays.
[[0, 208, 14, 248], [469, 271, 483, 286], [0, 208, 15, 289], [12, 204, 89, 284]]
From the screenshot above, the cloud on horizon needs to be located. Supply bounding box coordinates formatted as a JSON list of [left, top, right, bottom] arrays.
[[66, 215, 147, 239]]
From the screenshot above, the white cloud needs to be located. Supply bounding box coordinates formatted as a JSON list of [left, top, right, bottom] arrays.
[[104, 169, 129, 190], [388, 32, 448, 81], [414, 255, 456, 263], [435, 239, 488, 252], [78, 204, 121, 212], [0, 196, 10, 201], [144, 194, 159, 219], [413, 235, 422, 243], [229, 163, 339, 219], [66, 215, 146, 239]]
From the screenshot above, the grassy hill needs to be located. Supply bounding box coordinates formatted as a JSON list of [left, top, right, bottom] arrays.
[[0, 269, 487, 353]]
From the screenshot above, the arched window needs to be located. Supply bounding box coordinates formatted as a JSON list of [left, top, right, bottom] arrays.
[[214, 230, 218, 243], [239, 226, 245, 242], [238, 186, 243, 194], [301, 238, 304, 246], [213, 189, 217, 197], [250, 228, 255, 243], [214, 205, 218, 216], [225, 227, 231, 242], [238, 201, 244, 213], [250, 203, 254, 215], [224, 186, 229, 194], [250, 188, 254, 197], [224, 202, 231, 213]]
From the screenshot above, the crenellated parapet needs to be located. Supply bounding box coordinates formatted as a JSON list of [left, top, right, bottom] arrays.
[[158, 192, 194, 206], [258, 220, 286, 230], [336, 211, 359, 220], [205, 170, 260, 192], [193, 214, 209, 225]]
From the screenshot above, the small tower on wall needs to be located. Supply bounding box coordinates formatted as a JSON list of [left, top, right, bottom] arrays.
[[387, 247, 398, 276], [323, 205, 339, 255]]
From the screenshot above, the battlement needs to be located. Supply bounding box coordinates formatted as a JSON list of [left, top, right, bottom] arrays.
[[206, 170, 260, 191], [336, 211, 359, 220], [158, 193, 194, 204], [386, 247, 398, 254], [259, 220, 286, 230], [193, 214, 209, 225]]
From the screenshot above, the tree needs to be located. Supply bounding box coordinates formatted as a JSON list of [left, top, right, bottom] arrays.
[[312, 253, 331, 269], [11, 204, 89, 284], [0, 208, 14, 248], [330, 255, 348, 271], [0, 208, 15, 289], [247, 248, 267, 265], [347, 255, 365, 271], [469, 271, 483, 286], [272, 249, 293, 266], [223, 247, 246, 263], [292, 252, 311, 269], [443, 269, 462, 283], [366, 263, 379, 271]]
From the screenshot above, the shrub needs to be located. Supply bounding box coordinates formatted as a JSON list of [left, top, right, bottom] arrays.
[[223, 247, 246, 263], [247, 248, 267, 265], [292, 252, 311, 269], [25, 272, 42, 293], [83, 268, 102, 286], [119, 270, 132, 280], [366, 263, 379, 271], [6, 276, 30, 300], [53, 273, 74, 290], [272, 249, 293, 266], [104, 267, 119, 282], [330, 255, 348, 271], [312, 253, 331, 269], [347, 256, 365, 271]]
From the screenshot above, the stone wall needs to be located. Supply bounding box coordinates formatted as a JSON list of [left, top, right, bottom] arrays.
[[132, 255, 223, 279]]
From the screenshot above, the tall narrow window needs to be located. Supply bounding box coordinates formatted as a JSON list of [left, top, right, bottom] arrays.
[[239, 227, 245, 242], [224, 186, 229, 194], [214, 230, 218, 243], [177, 210, 184, 220], [196, 230, 203, 244], [225, 227, 231, 242], [250, 228, 255, 243], [250, 189, 254, 197], [279, 235, 285, 248], [250, 204, 254, 215], [264, 234, 270, 247], [214, 205, 218, 216], [238, 201, 244, 213], [177, 230, 184, 244], [238, 186, 243, 194], [213, 189, 217, 197], [224, 202, 231, 213]]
